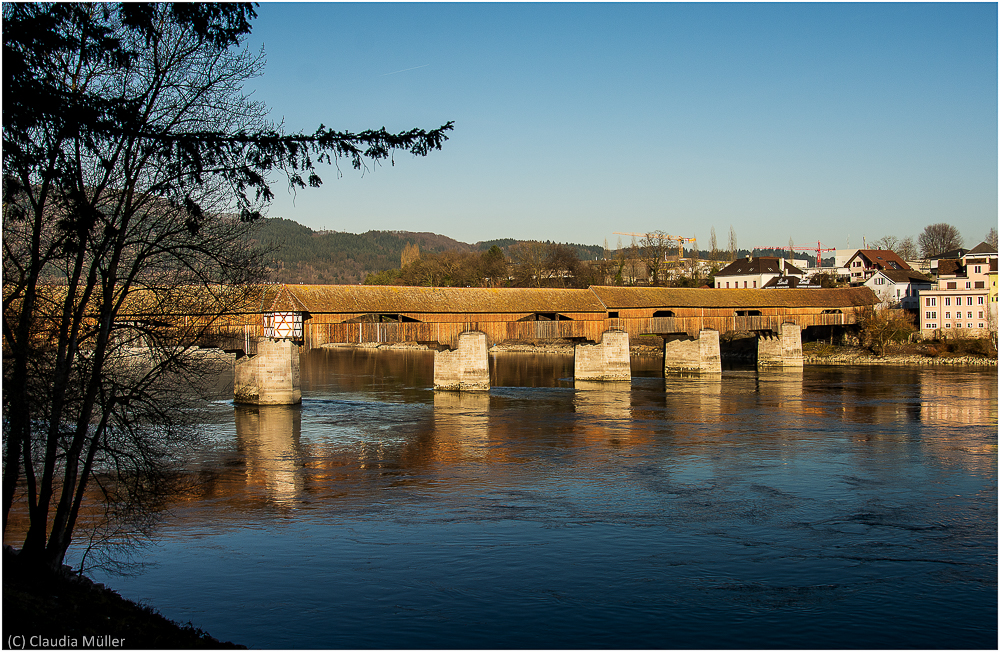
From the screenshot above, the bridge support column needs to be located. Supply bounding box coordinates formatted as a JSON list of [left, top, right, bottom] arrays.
[[434, 331, 490, 391], [574, 330, 631, 381], [663, 329, 722, 373], [757, 323, 803, 368], [234, 339, 302, 405]]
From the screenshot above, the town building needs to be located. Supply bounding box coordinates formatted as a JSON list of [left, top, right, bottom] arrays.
[[713, 257, 804, 289], [844, 249, 911, 285], [863, 269, 933, 310], [918, 242, 998, 338]]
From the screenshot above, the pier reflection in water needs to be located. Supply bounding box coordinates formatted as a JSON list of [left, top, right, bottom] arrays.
[[234, 406, 302, 505], [80, 348, 995, 649]]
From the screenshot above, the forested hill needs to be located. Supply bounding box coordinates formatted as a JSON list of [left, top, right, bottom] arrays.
[[253, 218, 604, 284]]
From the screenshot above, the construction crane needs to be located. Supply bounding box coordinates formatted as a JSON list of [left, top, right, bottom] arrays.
[[613, 232, 698, 260], [752, 241, 836, 268]]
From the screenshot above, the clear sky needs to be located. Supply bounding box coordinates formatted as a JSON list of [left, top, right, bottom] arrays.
[[245, 2, 998, 251]]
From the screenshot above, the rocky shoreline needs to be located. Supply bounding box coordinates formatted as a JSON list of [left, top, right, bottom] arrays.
[[802, 352, 997, 366], [3, 546, 244, 649]]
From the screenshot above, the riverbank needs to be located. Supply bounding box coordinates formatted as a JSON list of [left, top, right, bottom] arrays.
[[801, 342, 997, 366], [3, 547, 244, 649]]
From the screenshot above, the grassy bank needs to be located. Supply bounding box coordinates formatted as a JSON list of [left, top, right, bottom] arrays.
[[3, 547, 244, 649]]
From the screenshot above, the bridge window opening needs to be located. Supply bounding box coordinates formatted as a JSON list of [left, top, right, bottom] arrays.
[[735, 310, 761, 317], [379, 314, 420, 323], [607, 311, 619, 318], [821, 309, 843, 314], [519, 313, 563, 321], [652, 310, 675, 318]]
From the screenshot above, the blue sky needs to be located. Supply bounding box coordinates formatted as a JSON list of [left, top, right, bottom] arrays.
[[246, 2, 997, 251]]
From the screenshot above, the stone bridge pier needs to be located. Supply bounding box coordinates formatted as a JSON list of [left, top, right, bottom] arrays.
[[663, 329, 722, 373], [574, 330, 631, 381], [234, 339, 302, 405], [434, 331, 491, 391], [757, 323, 804, 367]]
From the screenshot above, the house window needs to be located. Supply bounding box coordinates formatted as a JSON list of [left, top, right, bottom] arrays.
[[975, 281, 985, 289], [944, 312, 951, 319], [945, 323, 951, 328], [979, 323, 985, 328], [753, 281, 757, 288], [978, 296, 984, 305], [744, 281, 748, 288], [947, 282, 957, 289], [968, 312, 973, 319], [926, 297, 936, 307], [945, 297, 951, 306], [966, 282, 971, 289], [978, 311, 984, 319], [974, 265, 982, 273], [967, 323, 973, 328], [967, 297, 973, 305], [726, 282, 730, 288], [925, 311, 937, 319]]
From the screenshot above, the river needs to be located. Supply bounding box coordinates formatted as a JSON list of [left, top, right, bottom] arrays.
[[80, 349, 997, 648]]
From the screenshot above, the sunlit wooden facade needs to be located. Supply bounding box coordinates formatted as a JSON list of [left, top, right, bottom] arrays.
[[252, 285, 880, 350], [12, 283, 880, 354]]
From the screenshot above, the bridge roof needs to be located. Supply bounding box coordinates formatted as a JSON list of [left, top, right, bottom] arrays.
[[589, 286, 879, 309], [273, 285, 607, 314]]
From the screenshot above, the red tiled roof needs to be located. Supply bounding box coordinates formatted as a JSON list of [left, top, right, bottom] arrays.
[[851, 250, 911, 271]]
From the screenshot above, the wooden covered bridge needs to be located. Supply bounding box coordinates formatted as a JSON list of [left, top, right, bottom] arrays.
[[188, 284, 878, 403], [236, 284, 877, 349]]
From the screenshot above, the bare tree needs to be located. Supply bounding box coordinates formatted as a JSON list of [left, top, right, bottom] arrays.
[[871, 235, 901, 252], [986, 227, 998, 250], [898, 236, 918, 261], [401, 242, 420, 267], [509, 241, 550, 287], [856, 306, 916, 356], [728, 226, 738, 261], [918, 223, 964, 258], [3, 4, 451, 571], [508, 242, 580, 288], [709, 227, 718, 262], [639, 230, 671, 286], [871, 234, 917, 261]]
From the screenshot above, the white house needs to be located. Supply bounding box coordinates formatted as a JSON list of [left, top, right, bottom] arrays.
[[714, 257, 805, 289], [863, 269, 932, 310]]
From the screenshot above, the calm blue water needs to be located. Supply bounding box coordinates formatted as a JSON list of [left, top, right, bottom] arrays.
[[84, 350, 997, 649]]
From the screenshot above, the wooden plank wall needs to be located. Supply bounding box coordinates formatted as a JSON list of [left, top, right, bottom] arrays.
[[185, 305, 862, 352]]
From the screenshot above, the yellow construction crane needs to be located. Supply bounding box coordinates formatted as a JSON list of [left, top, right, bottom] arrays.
[[613, 232, 697, 260]]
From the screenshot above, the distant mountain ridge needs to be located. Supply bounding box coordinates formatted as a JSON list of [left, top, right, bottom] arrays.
[[254, 217, 605, 285]]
